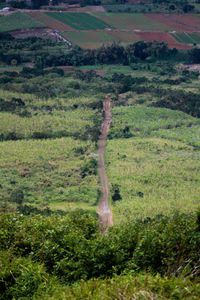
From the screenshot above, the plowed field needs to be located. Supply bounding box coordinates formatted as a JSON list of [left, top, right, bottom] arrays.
[[94, 13, 172, 31], [26, 12, 75, 31], [137, 32, 192, 49], [148, 14, 200, 32]]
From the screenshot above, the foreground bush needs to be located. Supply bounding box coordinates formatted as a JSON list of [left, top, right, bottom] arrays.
[[37, 273, 200, 300], [0, 211, 199, 298]]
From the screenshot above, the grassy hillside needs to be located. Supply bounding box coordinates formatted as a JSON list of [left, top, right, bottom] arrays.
[[0, 137, 99, 210], [0, 74, 102, 212], [0, 35, 200, 298], [105, 105, 200, 223]]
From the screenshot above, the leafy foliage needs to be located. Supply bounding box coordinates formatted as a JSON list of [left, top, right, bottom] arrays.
[[0, 211, 200, 298]]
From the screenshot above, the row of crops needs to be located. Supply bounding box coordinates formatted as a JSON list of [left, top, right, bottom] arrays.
[[1, 11, 200, 48]]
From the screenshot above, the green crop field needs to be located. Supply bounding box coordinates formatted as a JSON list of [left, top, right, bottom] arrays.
[[0, 12, 44, 32], [46, 12, 112, 30], [106, 105, 200, 223], [171, 32, 200, 44], [94, 13, 172, 31], [25, 11, 75, 31]]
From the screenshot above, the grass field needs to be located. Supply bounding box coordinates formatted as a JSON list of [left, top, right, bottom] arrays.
[[46, 12, 112, 30], [0, 12, 44, 32], [108, 105, 200, 139], [106, 105, 200, 223], [0, 86, 101, 211], [0, 137, 99, 210]]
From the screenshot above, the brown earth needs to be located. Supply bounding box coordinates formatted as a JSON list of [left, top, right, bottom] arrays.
[[136, 31, 192, 49], [147, 14, 200, 32], [9, 27, 51, 38], [98, 94, 113, 233]]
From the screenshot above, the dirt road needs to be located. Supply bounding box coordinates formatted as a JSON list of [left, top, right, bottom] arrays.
[[98, 95, 113, 233]]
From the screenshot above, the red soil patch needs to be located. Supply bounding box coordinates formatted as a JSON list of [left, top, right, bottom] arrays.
[[66, 6, 105, 12], [9, 27, 51, 39], [82, 68, 107, 76], [59, 66, 76, 72], [136, 31, 192, 49], [127, 0, 150, 2], [26, 12, 75, 31], [147, 14, 200, 32]]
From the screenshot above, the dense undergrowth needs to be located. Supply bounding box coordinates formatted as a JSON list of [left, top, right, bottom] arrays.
[[0, 37, 200, 298], [0, 211, 200, 298]]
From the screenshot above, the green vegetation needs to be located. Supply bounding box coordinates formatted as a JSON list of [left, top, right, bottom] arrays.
[[106, 136, 200, 222], [94, 13, 172, 31], [172, 32, 200, 45], [0, 12, 44, 32], [0, 211, 200, 298], [46, 12, 112, 30], [106, 105, 200, 222], [108, 105, 200, 140], [0, 138, 99, 210], [0, 32, 200, 298]]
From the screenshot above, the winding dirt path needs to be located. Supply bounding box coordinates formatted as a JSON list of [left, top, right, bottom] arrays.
[[98, 94, 113, 233]]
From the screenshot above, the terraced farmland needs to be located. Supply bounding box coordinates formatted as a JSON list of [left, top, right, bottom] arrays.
[[62, 31, 115, 48], [46, 12, 112, 30], [94, 13, 172, 31], [148, 14, 200, 32], [136, 32, 192, 49], [25, 11, 75, 31], [62, 30, 141, 48], [171, 32, 200, 45], [1, 11, 200, 49], [0, 12, 44, 32]]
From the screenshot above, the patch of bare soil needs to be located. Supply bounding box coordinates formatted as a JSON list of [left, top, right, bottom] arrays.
[[98, 94, 113, 233], [9, 27, 51, 39]]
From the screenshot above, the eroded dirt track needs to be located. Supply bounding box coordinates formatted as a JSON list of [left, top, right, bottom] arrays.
[[98, 95, 113, 233]]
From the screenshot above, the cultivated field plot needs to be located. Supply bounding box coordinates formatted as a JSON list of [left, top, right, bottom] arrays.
[[62, 31, 115, 48], [106, 105, 200, 222], [62, 30, 141, 48], [148, 14, 200, 32], [0, 12, 44, 32], [0, 138, 99, 209], [25, 11, 75, 31], [94, 13, 172, 31], [171, 32, 200, 45], [63, 30, 190, 49], [107, 30, 140, 43], [46, 12, 112, 30], [137, 32, 191, 49]]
